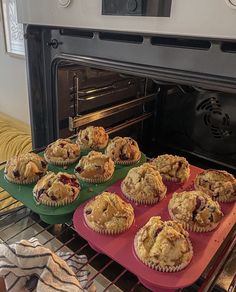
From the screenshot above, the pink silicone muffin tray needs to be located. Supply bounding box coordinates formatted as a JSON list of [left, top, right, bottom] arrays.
[[73, 165, 236, 291]]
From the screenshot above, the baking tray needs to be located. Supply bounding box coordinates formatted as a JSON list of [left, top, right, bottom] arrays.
[[0, 153, 146, 224], [73, 165, 236, 291]]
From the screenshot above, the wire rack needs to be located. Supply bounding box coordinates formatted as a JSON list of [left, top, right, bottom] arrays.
[[0, 162, 236, 292]]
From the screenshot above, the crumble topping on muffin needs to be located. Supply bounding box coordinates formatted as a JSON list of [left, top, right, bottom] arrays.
[[44, 138, 80, 166], [105, 136, 141, 165], [150, 154, 190, 183], [75, 151, 114, 183], [134, 216, 193, 272], [4, 153, 48, 184], [168, 191, 223, 232], [76, 126, 108, 150], [33, 171, 80, 206], [84, 191, 134, 234], [194, 169, 236, 202], [121, 163, 167, 204]]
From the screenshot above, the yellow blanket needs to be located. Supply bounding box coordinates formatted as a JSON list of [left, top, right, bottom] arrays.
[[0, 112, 32, 163], [0, 113, 32, 213]]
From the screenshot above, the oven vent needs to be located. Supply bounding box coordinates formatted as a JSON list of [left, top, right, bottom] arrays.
[[60, 29, 94, 39], [151, 36, 211, 50], [99, 32, 143, 44], [221, 42, 236, 53], [197, 97, 233, 139]]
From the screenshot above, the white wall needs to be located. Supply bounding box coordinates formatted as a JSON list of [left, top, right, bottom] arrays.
[[0, 8, 30, 124]]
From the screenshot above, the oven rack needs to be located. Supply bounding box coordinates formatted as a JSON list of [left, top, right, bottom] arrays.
[[0, 163, 236, 291]]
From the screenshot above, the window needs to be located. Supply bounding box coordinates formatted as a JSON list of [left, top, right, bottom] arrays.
[[1, 0, 25, 56]]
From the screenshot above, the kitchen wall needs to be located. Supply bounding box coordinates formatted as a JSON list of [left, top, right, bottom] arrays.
[[0, 9, 30, 124]]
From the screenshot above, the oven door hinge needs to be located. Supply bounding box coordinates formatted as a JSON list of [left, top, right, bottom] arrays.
[[47, 39, 63, 49]]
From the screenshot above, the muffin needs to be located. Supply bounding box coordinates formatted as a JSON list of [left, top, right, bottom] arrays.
[[105, 136, 141, 165], [76, 126, 108, 150], [44, 138, 80, 166], [4, 153, 48, 184], [194, 169, 236, 202], [84, 191, 134, 234], [75, 151, 114, 183], [150, 154, 190, 183], [134, 216, 193, 272], [33, 172, 80, 206], [121, 163, 167, 204], [168, 191, 223, 232]]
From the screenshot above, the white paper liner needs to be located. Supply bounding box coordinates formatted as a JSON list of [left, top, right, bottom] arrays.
[[121, 181, 167, 205], [75, 172, 113, 184], [113, 152, 141, 165], [168, 205, 220, 232], [34, 192, 79, 207], [5, 174, 41, 185], [134, 233, 193, 272], [44, 154, 79, 166], [215, 195, 236, 203], [84, 210, 134, 235]]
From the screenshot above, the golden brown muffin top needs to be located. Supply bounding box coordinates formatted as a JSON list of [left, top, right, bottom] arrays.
[[135, 216, 192, 267], [4, 153, 47, 182], [75, 151, 114, 179], [121, 163, 167, 202], [44, 138, 80, 161], [84, 192, 134, 230], [33, 172, 80, 204], [169, 191, 223, 227], [194, 169, 236, 201], [105, 136, 141, 162], [76, 126, 108, 150], [150, 154, 190, 183]]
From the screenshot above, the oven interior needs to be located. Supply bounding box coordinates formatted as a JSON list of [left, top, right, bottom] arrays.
[[56, 62, 236, 173]]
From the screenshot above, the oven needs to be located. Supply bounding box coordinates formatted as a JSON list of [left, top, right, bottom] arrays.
[[1, 0, 236, 291]]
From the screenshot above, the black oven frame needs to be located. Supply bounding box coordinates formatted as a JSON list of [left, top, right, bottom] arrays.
[[24, 25, 236, 172]]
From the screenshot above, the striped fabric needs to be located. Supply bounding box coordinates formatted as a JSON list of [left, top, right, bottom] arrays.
[[0, 238, 94, 292]]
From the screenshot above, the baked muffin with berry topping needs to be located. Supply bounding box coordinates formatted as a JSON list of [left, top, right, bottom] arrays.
[[33, 172, 80, 206], [194, 169, 236, 202], [105, 136, 141, 165], [44, 138, 80, 166], [168, 191, 223, 232], [134, 216, 193, 272], [121, 163, 167, 205], [4, 153, 48, 184], [150, 154, 190, 183], [76, 126, 109, 151], [84, 191, 134, 234], [75, 151, 114, 183]]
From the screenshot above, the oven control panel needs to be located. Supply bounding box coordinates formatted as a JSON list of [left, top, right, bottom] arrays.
[[17, 0, 236, 40], [102, 0, 172, 17]]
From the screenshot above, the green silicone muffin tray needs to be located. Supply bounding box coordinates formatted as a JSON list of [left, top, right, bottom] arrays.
[[0, 152, 146, 224]]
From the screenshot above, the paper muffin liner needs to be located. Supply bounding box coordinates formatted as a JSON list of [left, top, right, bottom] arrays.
[[34, 193, 78, 207], [84, 211, 134, 235], [44, 154, 79, 166], [75, 171, 113, 184], [77, 141, 108, 152], [114, 152, 141, 165], [134, 233, 193, 272], [5, 174, 40, 185], [214, 195, 236, 203], [121, 182, 166, 205], [168, 205, 220, 232]]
